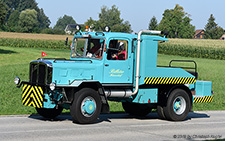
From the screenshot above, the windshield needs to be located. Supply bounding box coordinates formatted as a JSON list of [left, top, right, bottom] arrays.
[[71, 38, 104, 59]]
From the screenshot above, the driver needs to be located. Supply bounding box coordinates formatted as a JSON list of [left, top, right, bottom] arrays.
[[111, 42, 127, 60], [89, 39, 101, 56]]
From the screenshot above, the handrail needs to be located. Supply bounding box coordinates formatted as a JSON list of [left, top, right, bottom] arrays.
[[169, 60, 197, 72], [169, 60, 197, 78]]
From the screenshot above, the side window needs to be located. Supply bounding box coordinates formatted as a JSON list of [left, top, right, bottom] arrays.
[[107, 40, 128, 60]]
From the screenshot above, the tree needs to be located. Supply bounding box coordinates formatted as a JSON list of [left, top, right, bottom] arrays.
[[38, 8, 50, 29], [85, 17, 96, 29], [18, 9, 38, 33], [158, 4, 195, 38], [1, 0, 17, 20], [1, 0, 50, 32], [178, 16, 195, 38], [0, 2, 7, 28], [204, 14, 224, 39], [86, 5, 132, 33], [17, 0, 39, 12], [53, 15, 76, 31], [17, 0, 50, 30], [1, 0, 19, 10], [148, 16, 158, 30], [7, 10, 19, 31]]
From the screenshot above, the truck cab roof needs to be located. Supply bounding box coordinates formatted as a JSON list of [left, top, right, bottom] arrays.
[[73, 31, 168, 42]]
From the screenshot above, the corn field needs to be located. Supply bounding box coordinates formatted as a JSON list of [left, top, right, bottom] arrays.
[[0, 38, 72, 49], [159, 38, 225, 60]]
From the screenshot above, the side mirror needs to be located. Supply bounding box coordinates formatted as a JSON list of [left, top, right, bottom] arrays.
[[65, 37, 68, 46]]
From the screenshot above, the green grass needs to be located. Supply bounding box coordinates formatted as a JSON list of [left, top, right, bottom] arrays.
[[0, 46, 224, 115], [0, 46, 71, 115]]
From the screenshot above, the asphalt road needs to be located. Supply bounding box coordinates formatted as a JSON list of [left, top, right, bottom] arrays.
[[0, 111, 224, 141]]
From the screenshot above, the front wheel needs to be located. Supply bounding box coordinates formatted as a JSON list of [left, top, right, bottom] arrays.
[[70, 88, 101, 124], [163, 89, 191, 121]]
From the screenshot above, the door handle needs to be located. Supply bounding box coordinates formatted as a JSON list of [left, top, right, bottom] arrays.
[[105, 64, 109, 66]]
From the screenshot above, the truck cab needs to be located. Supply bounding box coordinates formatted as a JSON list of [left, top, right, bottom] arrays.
[[15, 26, 213, 124]]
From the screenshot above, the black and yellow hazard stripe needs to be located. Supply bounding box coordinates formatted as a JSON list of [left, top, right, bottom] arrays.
[[144, 77, 196, 85], [22, 84, 44, 108], [193, 96, 213, 103]]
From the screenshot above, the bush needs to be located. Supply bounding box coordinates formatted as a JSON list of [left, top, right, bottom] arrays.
[[41, 28, 54, 34]]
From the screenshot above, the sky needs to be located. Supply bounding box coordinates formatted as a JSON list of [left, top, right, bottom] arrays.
[[36, 0, 225, 33]]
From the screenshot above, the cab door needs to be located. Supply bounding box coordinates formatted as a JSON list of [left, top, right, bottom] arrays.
[[103, 38, 133, 84]]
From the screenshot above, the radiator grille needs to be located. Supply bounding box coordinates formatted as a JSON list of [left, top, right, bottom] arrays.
[[29, 61, 52, 85]]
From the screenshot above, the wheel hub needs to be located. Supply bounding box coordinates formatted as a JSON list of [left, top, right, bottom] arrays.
[[81, 97, 96, 117], [174, 101, 181, 110], [173, 96, 186, 115], [83, 100, 96, 114]]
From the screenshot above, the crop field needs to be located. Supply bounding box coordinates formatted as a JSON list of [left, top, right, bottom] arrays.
[[0, 32, 224, 115], [0, 31, 73, 40], [167, 38, 225, 49], [159, 39, 225, 60]]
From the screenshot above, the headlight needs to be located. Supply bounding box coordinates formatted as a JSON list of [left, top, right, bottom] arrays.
[[50, 82, 56, 91], [76, 24, 81, 31], [14, 77, 20, 85], [104, 26, 110, 32]]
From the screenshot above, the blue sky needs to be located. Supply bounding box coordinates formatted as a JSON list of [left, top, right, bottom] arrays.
[[36, 0, 225, 33]]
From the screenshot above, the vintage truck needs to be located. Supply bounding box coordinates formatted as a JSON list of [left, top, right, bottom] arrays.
[[14, 25, 213, 124]]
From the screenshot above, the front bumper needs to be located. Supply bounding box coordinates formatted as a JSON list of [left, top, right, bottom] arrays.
[[15, 78, 47, 108], [15, 78, 62, 109]]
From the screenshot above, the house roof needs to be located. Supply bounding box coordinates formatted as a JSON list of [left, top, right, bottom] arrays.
[[65, 24, 77, 31], [194, 29, 204, 36]]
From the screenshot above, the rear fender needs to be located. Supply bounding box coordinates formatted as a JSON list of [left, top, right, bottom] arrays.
[[158, 85, 193, 110]]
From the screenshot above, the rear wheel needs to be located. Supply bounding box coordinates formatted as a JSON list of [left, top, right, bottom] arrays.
[[163, 89, 191, 121], [70, 88, 101, 124], [36, 106, 63, 119], [122, 102, 152, 117]]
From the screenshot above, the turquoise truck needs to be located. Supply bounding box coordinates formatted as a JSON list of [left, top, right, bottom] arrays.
[[14, 25, 213, 124]]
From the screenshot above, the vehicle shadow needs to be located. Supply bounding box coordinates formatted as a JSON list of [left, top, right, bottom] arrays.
[[28, 111, 210, 124], [0, 49, 17, 54]]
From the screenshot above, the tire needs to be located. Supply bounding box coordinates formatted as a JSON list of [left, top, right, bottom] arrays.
[[36, 106, 63, 119], [70, 88, 101, 124], [163, 89, 191, 121], [122, 102, 151, 117], [157, 105, 166, 120]]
